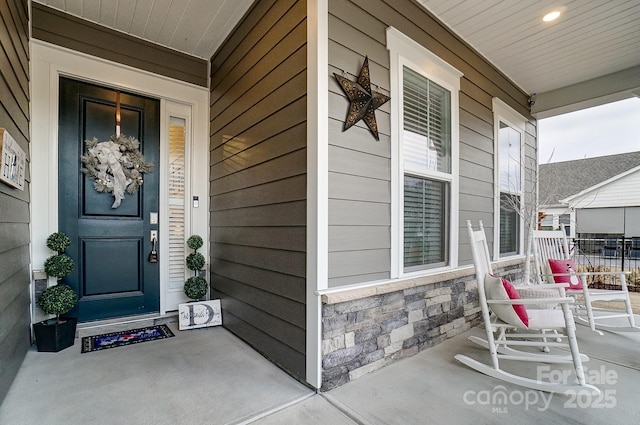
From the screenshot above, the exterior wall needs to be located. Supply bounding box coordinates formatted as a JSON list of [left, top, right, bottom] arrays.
[[322, 0, 535, 388], [209, 0, 308, 380], [31, 2, 208, 87], [327, 0, 535, 285], [327, 0, 392, 287], [0, 0, 30, 403], [568, 169, 640, 209], [321, 260, 524, 390], [570, 171, 640, 236]]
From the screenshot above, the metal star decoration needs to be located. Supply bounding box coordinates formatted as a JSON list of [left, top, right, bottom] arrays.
[[334, 56, 390, 141]]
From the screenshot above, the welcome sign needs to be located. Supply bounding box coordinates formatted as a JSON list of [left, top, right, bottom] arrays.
[[178, 300, 222, 330], [0, 128, 26, 191]]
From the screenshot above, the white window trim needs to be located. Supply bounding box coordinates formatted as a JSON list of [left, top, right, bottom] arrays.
[[387, 27, 463, 278], [492, 97, 526, 260]]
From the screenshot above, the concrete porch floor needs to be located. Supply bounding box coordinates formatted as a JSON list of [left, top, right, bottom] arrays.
[[1, 315, 639, 425]]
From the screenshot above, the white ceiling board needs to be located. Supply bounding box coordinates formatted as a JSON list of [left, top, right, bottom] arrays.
[[419, 0, 640, 95], [99, 0, 117, 28], [32, 0, 640, 113], [34, 0, 254, 60], [114, 0, 136, 33], [81, 0, 100, 22], [128, 0, 153, 38], [64, 0, 83, 15], [138, 0, 171, 42]]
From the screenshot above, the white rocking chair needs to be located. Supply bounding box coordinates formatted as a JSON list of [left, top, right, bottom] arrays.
[[533, 229, 638, 334], [455, 221, 599, 394]]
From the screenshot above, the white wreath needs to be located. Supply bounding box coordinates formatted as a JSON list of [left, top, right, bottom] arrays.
[[81, 135, 153, 208]]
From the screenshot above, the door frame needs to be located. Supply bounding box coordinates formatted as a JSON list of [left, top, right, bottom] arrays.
[[31, 40, 209, 323]]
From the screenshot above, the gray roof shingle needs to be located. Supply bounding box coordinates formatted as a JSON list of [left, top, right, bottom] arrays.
[[539, 151, 640, 206]]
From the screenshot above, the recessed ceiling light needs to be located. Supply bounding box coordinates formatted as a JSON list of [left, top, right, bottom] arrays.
[[543, 10, 561, 22]]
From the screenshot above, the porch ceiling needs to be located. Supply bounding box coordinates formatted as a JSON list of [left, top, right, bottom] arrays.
[[32, 0, 640, 117], [418, 0, 640, 117], [32, 0, 255, 60]]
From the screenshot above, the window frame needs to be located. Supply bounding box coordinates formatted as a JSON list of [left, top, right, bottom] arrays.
[[492, 98, 526, 260], [387, 27, 463, 278]]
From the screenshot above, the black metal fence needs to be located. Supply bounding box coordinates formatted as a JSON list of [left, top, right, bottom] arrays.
[[570, 235, 640, 287]]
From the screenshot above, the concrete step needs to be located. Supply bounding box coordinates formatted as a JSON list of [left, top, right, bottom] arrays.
[[76, 312, 178, 338]]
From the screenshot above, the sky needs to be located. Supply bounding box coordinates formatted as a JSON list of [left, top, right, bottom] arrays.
[[537, 97, 640, 164]]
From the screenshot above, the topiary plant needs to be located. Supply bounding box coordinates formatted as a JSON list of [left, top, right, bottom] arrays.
[[38, 284, 77, 318], [186, 252, 205, 271], [184, 276, 207, 300], [39, 232, 77, 321], [44, 254, 74, 279], [47, 232, 71, 253], [184, 235, 207, 300], [187, 235, 203, 251]]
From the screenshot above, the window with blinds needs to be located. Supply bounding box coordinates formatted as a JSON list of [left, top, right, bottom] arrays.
[[403, 67, 451, 174], [498, 121, 522, 256], [404, 175, 448, 267], [168, 117, 186, 290], [499, 193, 519, 255], [402, 66, 451, 270]]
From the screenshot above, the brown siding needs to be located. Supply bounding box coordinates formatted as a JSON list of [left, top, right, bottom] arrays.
[[0, 0, 30, 404], [209, 0, 307, 380], [327, 0, 536, 282], [31, 2, 207, 87]]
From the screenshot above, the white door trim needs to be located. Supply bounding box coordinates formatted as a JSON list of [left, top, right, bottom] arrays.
[[30, 40, 209, 322]]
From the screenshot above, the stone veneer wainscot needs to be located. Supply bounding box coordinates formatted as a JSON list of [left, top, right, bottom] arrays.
[[320, 259, 525, 390]]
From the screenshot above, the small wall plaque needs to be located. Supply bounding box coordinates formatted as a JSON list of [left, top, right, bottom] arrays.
[[0, 128, 26, 190], [178, 299, 222, 330]]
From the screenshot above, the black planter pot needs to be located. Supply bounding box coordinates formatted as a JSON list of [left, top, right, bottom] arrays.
[[33, 317, 77, 352]]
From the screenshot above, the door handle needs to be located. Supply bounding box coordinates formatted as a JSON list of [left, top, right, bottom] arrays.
[[149, 237, 158, 263]]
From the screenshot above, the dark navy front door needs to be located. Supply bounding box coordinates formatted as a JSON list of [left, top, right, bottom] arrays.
[[58, 77, 160, 322]]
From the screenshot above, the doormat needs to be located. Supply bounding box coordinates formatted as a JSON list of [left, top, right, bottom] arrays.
[[81, 324, 174, 353]]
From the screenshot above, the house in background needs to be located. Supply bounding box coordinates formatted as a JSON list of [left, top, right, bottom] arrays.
[[2, 0, 640, 402], [539, 151, 640, 238]]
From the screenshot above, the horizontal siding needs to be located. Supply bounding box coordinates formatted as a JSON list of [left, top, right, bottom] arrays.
[[329, 199, 390, 226], [571, 170, 640, 209], [209, 0, 307, 381], [328, 117, 390, 158], [328, 249, 391, 279], [329, 173, 390, 203], [212, 67, 307, 140], [328, 0, 393, 286], [210, 27, 307, 121], [210, 149, 307, 196], [214, 275, 305, 332], [0, 0, 30, 404], [212, 175, 307, 211], [211, 201, 306, 227], [31, 2, 207, 87], [212, 258, 305, 303], [221, 306, 306, 376], [328, 0, 536, 281], [328, 145, 390, 179], [329, 226, 390, 251], [211, 122, 306, 170]]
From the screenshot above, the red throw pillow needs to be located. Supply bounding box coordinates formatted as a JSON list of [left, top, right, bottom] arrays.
[[485, 274, 529, 328], [547, 258, 583, 290]]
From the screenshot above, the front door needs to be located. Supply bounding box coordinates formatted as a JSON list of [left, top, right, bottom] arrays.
[[58, 77, 160, 322]]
